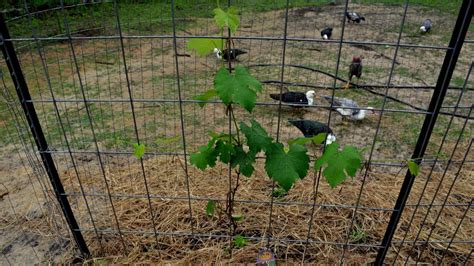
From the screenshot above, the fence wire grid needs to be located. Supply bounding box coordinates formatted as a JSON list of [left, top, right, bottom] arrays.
[[0, 0, 473, 264]]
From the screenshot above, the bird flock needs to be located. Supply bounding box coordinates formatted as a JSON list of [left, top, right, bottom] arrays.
[[213, 10, 433, 144]]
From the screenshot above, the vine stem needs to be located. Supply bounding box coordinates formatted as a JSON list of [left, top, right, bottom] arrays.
[[230, 106, 241, 145], [230, 171, 241, 232], [224, 25, 237, 252]]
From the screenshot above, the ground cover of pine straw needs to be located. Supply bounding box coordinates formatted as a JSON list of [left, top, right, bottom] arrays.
[[60, 152, 472, 264]]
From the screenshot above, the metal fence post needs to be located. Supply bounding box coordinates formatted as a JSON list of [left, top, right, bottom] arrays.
[[0, 13, 90, 257], [374, 0, 473, 264]]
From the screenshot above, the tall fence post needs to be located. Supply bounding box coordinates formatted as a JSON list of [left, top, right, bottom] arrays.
[[374, 0, 473, 264], [0, 13, 91, 257]]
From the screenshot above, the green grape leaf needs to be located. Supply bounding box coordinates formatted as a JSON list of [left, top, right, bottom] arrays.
[[206, 200, 216, 217], [190, 131, 237, 171], [265, 143, 309, 191], [214, 68, 234, 105], [315, 142, 363, 188], [288, 144, 310, 178], [240, 120, 273, 153], [234, 235, 247, 248], [230, 146, 256, 177], [214, 66, 262, 112], [213, 140, 234, 164], [194, 89, 217, 107], [213, 7, 240, 34], [208, 131, 221, 139], [209, 131, 236, 143], [407, 160, 420, 177], [312, 133, 328, 145], [271, 186, 288, 198], [190, 139, 218, 170], [133, 143, 145, 159], [288, 137, 311, 146], [187, 38, 224, 56], [288, 133, 327, 146]]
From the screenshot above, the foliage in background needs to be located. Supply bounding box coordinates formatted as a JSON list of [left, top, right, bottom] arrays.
[[2, 0, 462, 38], [133, 143, 145, 159], [407, 159, 420, 176], [233, 235, 247, 248]]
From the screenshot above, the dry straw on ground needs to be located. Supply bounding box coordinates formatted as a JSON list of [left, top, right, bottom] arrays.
[[62, 153, 472, 264]]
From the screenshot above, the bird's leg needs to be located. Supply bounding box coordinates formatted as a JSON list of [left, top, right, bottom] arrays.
[[342, 80, 351, 90], [341, 115, 349, 125]]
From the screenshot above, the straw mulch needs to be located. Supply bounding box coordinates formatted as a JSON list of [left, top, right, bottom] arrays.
[[62, 155, 472, 264]]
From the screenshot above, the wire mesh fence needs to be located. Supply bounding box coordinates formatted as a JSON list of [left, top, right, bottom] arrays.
[[0, 0, 472, 264]]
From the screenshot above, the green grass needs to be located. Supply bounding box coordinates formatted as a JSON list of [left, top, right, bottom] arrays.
[[6, 1, 213, 38], [153, 135, 183, 153], [5, 0, 462, 38], [1, 0, 469, 154], [358, 0, 462, 14], [385, 22, 434, 37], [242, 0, 461, 14], [349, 226, 368, 243], [450, 76, 466, 87], [0, 102, 17, 146]]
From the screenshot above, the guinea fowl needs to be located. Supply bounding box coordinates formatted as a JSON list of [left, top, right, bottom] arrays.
[[289, 120, 336, 145], [342, 56, 363, 90], [269, 90, 316, 106], [346, 12, 365, 23], [420, 19, 432, 33], [213, 48, 247, 61], [321, 27, 333, 40], [322, 96, 375, 121]]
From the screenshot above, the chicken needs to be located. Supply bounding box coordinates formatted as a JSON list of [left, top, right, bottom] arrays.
[[342, 56, 363, 90], [213, 48, 247, 61], [269, 90, 316, 106], [321, 27, 333, 40], [420, 19, 432, 33], [346, 12, 365, 24], [289, 120, 336, 145], [322, 96, 375, 121]]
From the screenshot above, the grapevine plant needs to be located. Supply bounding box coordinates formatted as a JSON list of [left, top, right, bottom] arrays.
[[125, 3, 424, 252], [184, 4, 364, 247]]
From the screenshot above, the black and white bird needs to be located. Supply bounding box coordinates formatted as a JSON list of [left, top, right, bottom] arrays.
[[289, 120, 337, 145], [346, 12, 365, 23], [322, 96, 375, 121], [269, 90, 316, 106], [321, 27, 333, 40], [420, 19, 432, 33], [213, 48, 247, 61]]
